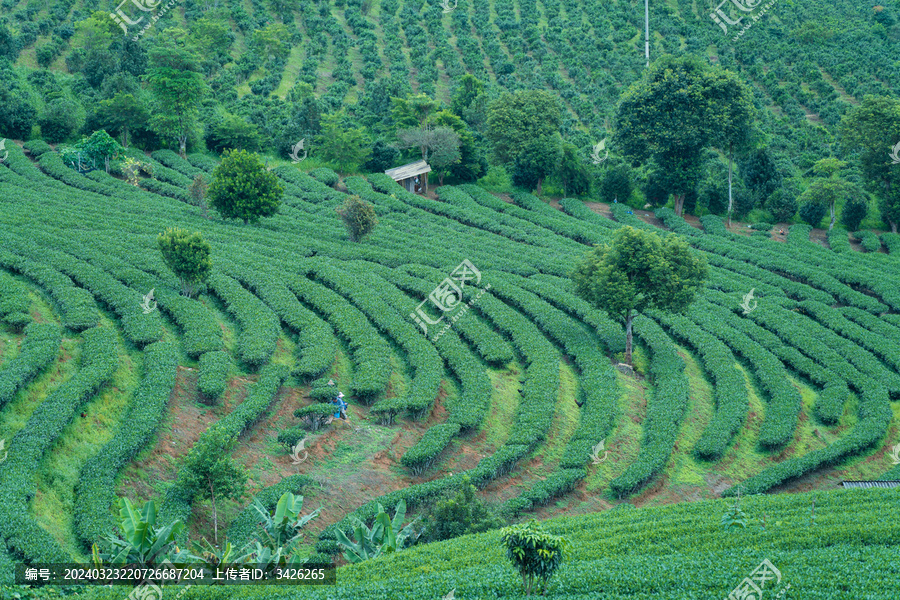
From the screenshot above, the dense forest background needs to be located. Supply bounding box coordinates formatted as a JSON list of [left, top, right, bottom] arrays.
[[1, 0, 899, 224]]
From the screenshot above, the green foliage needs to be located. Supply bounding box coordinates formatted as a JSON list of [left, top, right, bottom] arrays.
[[145, 40, 207, 156], [500, 520, 570, 597], [841, 197, 869, 231], [315, 110, 371, 175], [0, 323, 61, 406], [766, 188, 798, 222], [721, 495, 749, 530], [178, 428, 248, 543], [799, 201, 827, 228], [251, 492, 320, 556], [422, 478, 502, 543], [206, 113, 262, 153], [839, 95, 900, 233], [336, 195, 378, 242], [599, 163, 633, 203], [572, 226, 708, 364], [157, 227, 212, 297], [207, 149, 283, 224], [197, 350, 229, 402], [39, 98, 82, 143], [93, 498, 184, 566], [615, 55, 756, 216], [487, 89, 561, 166], [74, 342, 178, 549], [335, 499, 420, 563], [227, 475, 310, 547]]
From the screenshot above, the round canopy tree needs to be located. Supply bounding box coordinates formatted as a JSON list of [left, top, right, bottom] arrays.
[[208, 149, 283, 224], [572, 226, 708, 365]]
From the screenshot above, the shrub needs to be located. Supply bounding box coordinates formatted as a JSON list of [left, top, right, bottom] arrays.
[[841, 197, 869, 231], [799, 201, 827, 228], [309, 167, 340, 187], [766, 188, 798, 222], [421, 476, 502, 542], [197, 350, 230, 402], [157, 228, 212, 298], [336, 195, 378, 242], [500, 520, 570, 597]]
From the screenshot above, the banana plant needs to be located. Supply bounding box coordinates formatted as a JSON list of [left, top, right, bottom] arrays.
[[93, 498, 185, 566], [252, 491, 321, 550], [335, 499, 420, 563], [189, 538, 254, 570]]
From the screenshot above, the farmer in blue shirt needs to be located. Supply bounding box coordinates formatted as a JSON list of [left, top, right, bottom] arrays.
[[332, 391, 349, 421]]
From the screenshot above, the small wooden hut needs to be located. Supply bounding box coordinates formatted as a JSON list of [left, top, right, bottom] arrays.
[[385, 160, 432, 194]]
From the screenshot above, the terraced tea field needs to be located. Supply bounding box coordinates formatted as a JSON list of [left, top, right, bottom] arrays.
[[1, 141, 899, 597]]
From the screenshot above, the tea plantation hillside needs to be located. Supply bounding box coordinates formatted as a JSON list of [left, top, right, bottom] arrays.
[[77, 487, 900, 599], [1, 138, 899, 596]]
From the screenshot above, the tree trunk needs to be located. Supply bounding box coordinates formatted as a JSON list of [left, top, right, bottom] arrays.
[[674, 193, 685, 217], [179, 134, 188, 158], [624, 311, 634, 365], [892, 221, 898, 234], [536, 176, 543, 196], [829, 202, 835, 231], [122, 127, 129, 149], [727, 143, 734, 228], [209, 478, 218, 544]]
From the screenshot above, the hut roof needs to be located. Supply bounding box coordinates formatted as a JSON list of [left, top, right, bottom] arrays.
[[385, 160, 431, 181]]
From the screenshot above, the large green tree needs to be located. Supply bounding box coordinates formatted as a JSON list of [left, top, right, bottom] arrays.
[[572, 226, 708, 365], [798, 158, 861, 231], [96, 92, 148, 148], [839, 95, 900, 233], [208, 149, 284, 224], [144, 38, 206, 157], [614, 55, 755, 218], [487, 90, 561, 170], [315, 110, 371, 175], [157, 227, 212, 297]]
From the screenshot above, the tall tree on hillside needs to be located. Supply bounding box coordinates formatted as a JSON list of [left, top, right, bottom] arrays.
[[614, 55, 754, 217], [397, 126, 460, 184], [96, 92, 149, 148], [705, 71, 757, 226], [315, 110, 372, 175], [798, 158, 862, 232], [144, 39, 206, 157], [839, 95, 900, 233], [572, 226, 708, 366], [179, 430, 247, 544], [487, 90, 562, 194]]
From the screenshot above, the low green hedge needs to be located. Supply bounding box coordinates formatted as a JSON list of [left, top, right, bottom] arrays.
[[197, 350, 230, 401], [0, 322, 62, 408], [401, 423, 461, 475], [73, 341, 178, 549]]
